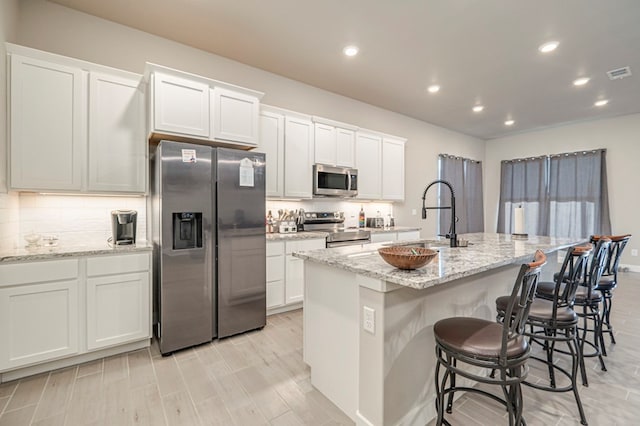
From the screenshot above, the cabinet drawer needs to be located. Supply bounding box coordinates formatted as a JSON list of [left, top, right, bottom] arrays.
[[266, 255, 285, 282], [285, 238, 325, 254], [87, 252, 150, 277], [0, 259, 78, 287], [266, 241, 285, 257], [397, 231, 420, 241]]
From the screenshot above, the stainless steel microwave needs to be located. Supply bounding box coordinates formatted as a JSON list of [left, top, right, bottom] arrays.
[[313, 164, 358, 197]]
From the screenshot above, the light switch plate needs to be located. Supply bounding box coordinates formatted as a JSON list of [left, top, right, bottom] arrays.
[[363, 306, 375, 334], [632, 249, 638, 257]]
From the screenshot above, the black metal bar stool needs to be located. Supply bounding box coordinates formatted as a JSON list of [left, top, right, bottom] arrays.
[[573, 238, 611, 383], [498, 244, 592, 425], [590, 234, 631, 351], [434, 250, 546, 426]]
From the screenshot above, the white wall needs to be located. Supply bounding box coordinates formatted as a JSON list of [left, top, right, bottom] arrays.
[[14, 0, 484, 238], [485, 113, 640, 267]]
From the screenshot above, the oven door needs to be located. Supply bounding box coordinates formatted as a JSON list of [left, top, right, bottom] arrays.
[[313, 164, 357, 197]]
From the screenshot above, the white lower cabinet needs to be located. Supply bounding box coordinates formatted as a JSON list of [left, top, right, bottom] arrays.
[[86, 253, 151, 350], [0, 259, 80, 371], [397, 230, 420, 241], [0, 252, 151, 374], [266, 238, 325, 313]]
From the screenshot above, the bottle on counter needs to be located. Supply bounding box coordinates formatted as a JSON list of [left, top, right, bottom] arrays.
[[359, 205, 365, 228], [266, 210, 274, 233]]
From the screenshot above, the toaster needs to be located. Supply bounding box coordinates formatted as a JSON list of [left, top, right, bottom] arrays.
[[366, 217, 385, 228]]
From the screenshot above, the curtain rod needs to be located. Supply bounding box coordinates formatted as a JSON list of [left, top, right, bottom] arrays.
[[439, 153, 482, 163], [501, 148, 606, 163]]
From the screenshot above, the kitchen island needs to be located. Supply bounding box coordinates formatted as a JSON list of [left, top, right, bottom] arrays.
[[294, 233, 583, 426]]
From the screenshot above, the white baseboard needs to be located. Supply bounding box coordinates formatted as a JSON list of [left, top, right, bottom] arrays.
[[620, 263, 640, 273], [356, 410, 376, 426]]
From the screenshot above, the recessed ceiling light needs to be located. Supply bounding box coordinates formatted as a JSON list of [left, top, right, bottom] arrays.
[[343, 45, 359, 57], [504, 119, 515, 126], [594, 99, 609, 107], [573, 77, 590, 86], [472, 105, 484, 113], [427, 84, 440, 93], [538, 41, 559, 53]]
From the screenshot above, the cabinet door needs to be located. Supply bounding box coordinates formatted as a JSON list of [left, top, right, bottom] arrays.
[[336, 128, 355, 167], [153, 72, 209, 137], [370, 232, 397, 243], [86, 272, 150, 350], [284, 116, 314, 198], [382, 138, 405, 201], [0, 280, 79, 370], [355, 132, 382, 200], [314, 123, 336, 165], [212, 87, 260, 146], [257, 111, 285, 197], [285, 255, 305, 305], [10, 54, 85, 191], [88, 72, 146, 193]]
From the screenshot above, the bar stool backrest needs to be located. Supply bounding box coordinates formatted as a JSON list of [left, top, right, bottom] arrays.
[[555, 245, 592, 314], [584, 238, 612, 297], [591, 234, 631, 280], [502, 250, 547, 360]]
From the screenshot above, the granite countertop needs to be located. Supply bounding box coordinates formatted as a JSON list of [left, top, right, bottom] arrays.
[[293, 232, 584, 290], [0, 241, 153, 263], [266, 226, 420, 241]]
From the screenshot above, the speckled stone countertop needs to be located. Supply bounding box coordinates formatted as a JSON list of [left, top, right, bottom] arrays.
[[266, 226, 420, 241], [293, 233, 584, 290], [0, 242, 152, 263]]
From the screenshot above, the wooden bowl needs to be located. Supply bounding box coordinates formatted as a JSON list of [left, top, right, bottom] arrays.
[[378, 246, 438, 270]]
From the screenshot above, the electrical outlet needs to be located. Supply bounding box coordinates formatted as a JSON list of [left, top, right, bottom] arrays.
[[412, 209, 417, 216], [632, 249, 638, 257], [363, 306, 375, 334]]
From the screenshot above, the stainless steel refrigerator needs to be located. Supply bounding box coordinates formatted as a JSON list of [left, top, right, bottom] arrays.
[[150, 140, 266, 355]]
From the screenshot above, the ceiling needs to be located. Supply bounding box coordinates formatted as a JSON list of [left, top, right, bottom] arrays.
[[48, 0, 640, 139]]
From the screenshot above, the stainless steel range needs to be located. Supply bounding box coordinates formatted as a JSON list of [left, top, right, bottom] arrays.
[[302, 211, 371, 247]]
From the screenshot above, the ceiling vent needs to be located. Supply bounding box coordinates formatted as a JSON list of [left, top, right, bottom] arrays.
[[607, 66, 632, 80]]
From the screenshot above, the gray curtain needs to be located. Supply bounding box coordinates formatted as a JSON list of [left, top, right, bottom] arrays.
[[548, 150, 611, 238], [497, 157, 549, 235], [439, 154, 484, 235]]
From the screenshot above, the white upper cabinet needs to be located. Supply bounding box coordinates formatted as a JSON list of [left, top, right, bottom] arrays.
[[314, 123, 336, 165], [146, 63, 263, 148], [7, 45, 146, 194], [355, 131, 382, 200], [284, 115, 314, 198], [152, 72, 210, 138], [313, 118, 356, 167], [335, 128, 356, 167], [88, 72, 146, 193], [10, 54, 85, 191], [257, 108, 285, 198], [381, 137, 406, 201], [211, 87, 260, 146]]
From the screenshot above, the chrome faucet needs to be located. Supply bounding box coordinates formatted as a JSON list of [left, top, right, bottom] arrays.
[[421, 179, 458, 247]]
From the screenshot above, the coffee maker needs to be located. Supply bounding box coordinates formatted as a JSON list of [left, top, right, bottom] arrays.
[[110, 210, 137, 245]]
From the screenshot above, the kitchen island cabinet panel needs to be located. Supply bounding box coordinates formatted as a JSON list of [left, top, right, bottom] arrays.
[[10, 54, 85, 191], [88, 72, 146, 193]]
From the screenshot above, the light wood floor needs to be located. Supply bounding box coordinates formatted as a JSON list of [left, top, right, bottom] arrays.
[[1, 272, 639, 426]]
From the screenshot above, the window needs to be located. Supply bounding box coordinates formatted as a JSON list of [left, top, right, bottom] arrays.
[[438, 154, 484, 235], [498, 149, 611, 238]]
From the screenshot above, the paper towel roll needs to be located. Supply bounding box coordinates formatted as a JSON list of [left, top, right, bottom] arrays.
[[514, 207, 525, 234]]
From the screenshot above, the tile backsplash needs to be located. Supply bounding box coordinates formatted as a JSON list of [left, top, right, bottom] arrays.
[[0, 192, 20, 251], [266, 199, 394, 228], [6, 193, 147, 249]]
